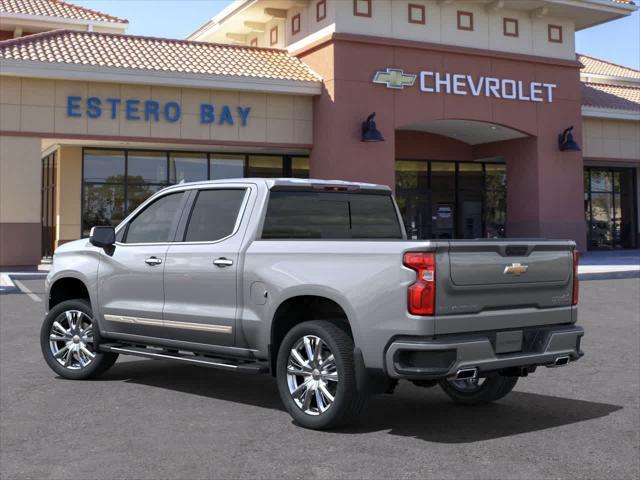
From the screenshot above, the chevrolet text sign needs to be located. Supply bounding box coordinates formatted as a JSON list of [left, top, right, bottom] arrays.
[[373, 68, 557, 103]]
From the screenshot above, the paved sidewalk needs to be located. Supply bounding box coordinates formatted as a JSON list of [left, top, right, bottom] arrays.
[[579, 250, 640, 279]]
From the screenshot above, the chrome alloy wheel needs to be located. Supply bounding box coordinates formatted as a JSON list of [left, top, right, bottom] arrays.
[[48, 310, 95, 370], [286, 335, 338, 416], [447, 377, 487, 392]]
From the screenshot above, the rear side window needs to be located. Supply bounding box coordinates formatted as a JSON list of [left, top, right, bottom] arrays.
[[183, 189, 247, 242], [123, 192, 183, 244], [262, 191, 402, 239]]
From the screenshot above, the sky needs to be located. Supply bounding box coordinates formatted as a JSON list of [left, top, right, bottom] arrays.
[[74, 0, 639, 69]]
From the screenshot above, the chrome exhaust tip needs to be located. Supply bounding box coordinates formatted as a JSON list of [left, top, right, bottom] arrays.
[[554, 356, 570, 367], [455, 367, 478, 380]]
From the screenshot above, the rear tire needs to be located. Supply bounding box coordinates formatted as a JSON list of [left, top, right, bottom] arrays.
[[276, 320, 367, 429], [41, 299, 118, 380], [439, 375, 518, 405]]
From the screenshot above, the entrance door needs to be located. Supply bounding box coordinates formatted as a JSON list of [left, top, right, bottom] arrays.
[[162, 186, 252, 347], [41, 153, 56, 258], [431, 162, 456, 239], [585, 167, 638, 249]]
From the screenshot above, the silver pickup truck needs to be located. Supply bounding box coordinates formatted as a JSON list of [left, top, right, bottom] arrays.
[[41, 178, 583, 429]]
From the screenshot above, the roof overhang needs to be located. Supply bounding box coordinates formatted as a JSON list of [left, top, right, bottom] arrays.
[[0, 12, 128, 33], [544, 0, 637, 30], [580, 72, 640, 86], [582, 106, 640, 120], [0, 59, 323, 96]]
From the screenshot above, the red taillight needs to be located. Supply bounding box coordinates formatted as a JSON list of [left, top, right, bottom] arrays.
[[572, 250, 580, 305], [403, 252, 435, 315]]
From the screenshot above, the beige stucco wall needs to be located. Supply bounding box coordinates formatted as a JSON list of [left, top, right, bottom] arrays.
[[330, 0, 576, 60], [0, 134, 42, 266], [0, 134, 41, 223], [582, 117, 640, 161], [0, 77, 314, 146], [56, 145, 82, 245]]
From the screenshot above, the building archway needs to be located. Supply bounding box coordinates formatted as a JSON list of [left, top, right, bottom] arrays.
[[394, 119, 534, 240]]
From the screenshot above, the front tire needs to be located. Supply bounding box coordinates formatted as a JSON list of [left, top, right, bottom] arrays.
[[41, 299, 118, 380], [439, 375, 518, 405], [276, 320, 367, 429]]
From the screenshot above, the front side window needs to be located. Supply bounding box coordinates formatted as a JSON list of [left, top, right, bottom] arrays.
[[183, 189, 247, 242], [262, 191, 403, 239], [123, 192, 183, 244]]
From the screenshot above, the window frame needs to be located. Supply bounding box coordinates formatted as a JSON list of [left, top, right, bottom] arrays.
[[176, 186, 251, 245], [316, 0, 326, 22], [457, 11, 474, 31], [408, 4, 426, 25], [548, 24, 563, 43], [353, 0, 372, 18], [270, 25, 278, 46], [116, 190, 187, 246], [291, 13, 301, 35], [503, 17, 519, 37]]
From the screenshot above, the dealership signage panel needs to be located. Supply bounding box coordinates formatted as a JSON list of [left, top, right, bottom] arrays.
[[373, 68, 557, 103], [67, 96, 252, 126]]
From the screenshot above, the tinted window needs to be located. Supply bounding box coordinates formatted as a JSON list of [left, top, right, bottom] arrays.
[[262, 191, 402, 239], [124, 192, 183, 243], [183, 189, 247, 242]]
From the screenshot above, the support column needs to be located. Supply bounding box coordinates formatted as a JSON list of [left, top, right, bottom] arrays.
[[0, 135, 42, 266], [56, 146, 82, 247]]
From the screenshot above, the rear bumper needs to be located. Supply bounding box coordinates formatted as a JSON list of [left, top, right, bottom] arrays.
[[384, 324, 584, 379]]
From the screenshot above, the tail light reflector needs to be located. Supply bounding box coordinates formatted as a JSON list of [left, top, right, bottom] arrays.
[[403, 252, 435, 315], [572, 250, 580, 305]]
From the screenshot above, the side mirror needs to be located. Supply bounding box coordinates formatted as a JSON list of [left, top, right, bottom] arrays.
[[89, 226, 115, 248]]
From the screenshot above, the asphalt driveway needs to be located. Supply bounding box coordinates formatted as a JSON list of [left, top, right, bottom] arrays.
[[1, 276, 638, 479]]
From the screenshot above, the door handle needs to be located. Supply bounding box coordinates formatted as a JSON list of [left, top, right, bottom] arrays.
[[213, 257, 233, 267], [145, 256, 163, 266]]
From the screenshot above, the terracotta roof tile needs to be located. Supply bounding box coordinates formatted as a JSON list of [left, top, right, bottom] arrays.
[[0, 0, 128, 24], [578, 54, 640, 80], [0, 30, 321, 83], [582, 82, 640, 111]]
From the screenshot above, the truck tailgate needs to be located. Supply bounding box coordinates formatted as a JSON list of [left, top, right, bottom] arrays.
[[435, 241, 575, 335]]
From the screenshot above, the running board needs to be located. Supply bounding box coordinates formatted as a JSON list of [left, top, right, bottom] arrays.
[[99, 343, 269, 374]]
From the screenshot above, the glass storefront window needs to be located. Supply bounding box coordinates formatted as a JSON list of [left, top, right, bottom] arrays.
[[291, 157, 310, 178], [484, 163, 507, 238], [431, 162, 456, 239], [395, 160, 506, 240], [84, 150, 124, 183], [82, 184, 125, 237], [458, 163, 484, 239], [170, 152, 207, 183], [127, 151, 168, 184], [210, 154, 245, 179], [81, 149, 309, 235], [395, 161, 429, 239], [585, 167, 637, 249], [247, 155, 283, 177]]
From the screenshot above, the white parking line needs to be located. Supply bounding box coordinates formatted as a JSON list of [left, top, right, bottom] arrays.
[[13, 279, 43, 303]]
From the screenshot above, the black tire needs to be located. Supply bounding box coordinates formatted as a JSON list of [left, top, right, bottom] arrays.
[[439, 375, 518, 405], [41, 299, 118, 380], [276, 320, 367, 430]]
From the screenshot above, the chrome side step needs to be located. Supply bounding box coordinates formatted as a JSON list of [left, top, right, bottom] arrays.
[[99, 343, 269, 374]]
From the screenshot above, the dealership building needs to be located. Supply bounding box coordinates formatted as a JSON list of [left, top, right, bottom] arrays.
[[0, 0, 638, 266]]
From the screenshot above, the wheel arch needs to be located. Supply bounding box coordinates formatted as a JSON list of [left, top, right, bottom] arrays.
[[269, 294, 354, 376], [48, 276, 91, 311]]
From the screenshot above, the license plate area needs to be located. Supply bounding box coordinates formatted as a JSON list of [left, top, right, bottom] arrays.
[[495, 330, 523, 354]]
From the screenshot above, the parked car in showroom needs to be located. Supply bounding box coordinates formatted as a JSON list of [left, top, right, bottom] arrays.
[[41, 178, 583, 429]]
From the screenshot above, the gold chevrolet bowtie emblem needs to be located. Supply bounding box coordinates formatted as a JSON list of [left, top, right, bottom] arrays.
[[504, 263, 528, 276], [372, 68, 416, 89]]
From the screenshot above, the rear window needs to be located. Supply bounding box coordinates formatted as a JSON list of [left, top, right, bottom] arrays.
[[262, 191, 403, 239]]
